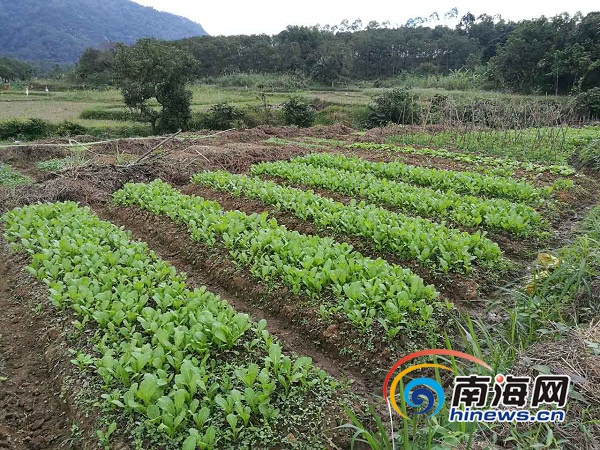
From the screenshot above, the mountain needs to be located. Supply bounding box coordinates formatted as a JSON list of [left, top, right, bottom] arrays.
[[0, 0, 207, 64]]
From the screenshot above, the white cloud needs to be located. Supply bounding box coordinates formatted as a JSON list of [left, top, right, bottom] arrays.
[[132, 0, 597, 36]]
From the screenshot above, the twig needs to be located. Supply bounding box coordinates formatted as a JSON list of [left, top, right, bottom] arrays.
[[193, 148, 228, 171], [130, 130, 182, 166], [177, 128, 235, 140]]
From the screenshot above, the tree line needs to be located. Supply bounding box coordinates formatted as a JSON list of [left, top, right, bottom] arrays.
[[71, 11, 600, 95]]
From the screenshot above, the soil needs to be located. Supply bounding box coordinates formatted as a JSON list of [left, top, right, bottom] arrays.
[[0, 243, 74, 450]]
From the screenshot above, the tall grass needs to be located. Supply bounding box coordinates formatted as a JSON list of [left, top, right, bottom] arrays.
[[387, 126, 600, 164]]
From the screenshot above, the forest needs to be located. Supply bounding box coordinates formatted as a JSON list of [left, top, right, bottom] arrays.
[[66, 11, 600, 95]]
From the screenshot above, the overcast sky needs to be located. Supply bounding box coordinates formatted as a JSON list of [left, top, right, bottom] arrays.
[[132, 0, 597, 36]]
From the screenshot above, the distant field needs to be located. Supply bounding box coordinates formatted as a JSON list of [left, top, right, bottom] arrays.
[[0, 84, 566, 125], [0, 85, 374, 123]]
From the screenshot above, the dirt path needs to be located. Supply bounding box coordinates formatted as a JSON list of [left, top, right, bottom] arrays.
[[0, 246, 72, 450]]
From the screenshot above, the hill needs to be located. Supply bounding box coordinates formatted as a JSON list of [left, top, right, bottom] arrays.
[[0, 0, 207, 64]]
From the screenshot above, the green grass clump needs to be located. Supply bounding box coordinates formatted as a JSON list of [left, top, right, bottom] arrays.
[[0, 164, 32, 186]]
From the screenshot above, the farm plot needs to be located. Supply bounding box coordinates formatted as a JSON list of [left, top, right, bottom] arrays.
[[113, 180, 447, 340], [3, 201, 346, 449], [0, 125, 595, 450], [265, 136, 577, 177], [191, 170, 503, 273]]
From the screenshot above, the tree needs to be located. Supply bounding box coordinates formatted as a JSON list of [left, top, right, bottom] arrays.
[[76, 48, 115, 83], [113, 39, 196, 134], [0, 57, 33, 81], [311, 56, 343, 85]]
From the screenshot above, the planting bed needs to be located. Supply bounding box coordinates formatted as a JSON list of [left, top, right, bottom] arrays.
[[0, 125, 597, 449]]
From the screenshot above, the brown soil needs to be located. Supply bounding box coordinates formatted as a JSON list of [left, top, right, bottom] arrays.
[[0, 242, 75, 450]]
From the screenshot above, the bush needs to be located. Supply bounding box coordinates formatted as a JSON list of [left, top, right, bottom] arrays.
[[55, 121, 88, 137], [314, 105, 369, 128], [207, 72, 309, 91], [282, 96, 315, 128], [80, 108, 145, 122], [201, 103, 244, 131], [575, 88, 600, 119], [0, 118, 49, 141], [365, 88, 421, 128]]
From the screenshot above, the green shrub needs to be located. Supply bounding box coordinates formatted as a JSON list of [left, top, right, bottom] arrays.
[[365, 88, 421, 128], [200, 103, 244, 130], [80, 108, 145, 122], [55, 121, 88, 137], [282, 96, 315, 128], [575, 139, 600, 171], [0, 118, 49, 141], [575, 87, 600, 119]]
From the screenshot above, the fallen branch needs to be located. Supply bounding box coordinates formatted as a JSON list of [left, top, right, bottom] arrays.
[[129, 130, 182, 166]]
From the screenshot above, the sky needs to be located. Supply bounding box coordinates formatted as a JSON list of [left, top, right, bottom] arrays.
[[132, 0, 598, 36]]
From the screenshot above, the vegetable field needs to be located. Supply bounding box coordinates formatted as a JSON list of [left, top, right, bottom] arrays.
[[0, 124, 597, 449]]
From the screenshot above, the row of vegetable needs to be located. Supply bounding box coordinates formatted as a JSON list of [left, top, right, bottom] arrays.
[[290, 153, 546, 203], [113, 180, 447, 339], [250, 161, 543, 237], [263, 137, 576, 176], [3, 202, 339, 449], [346, 142, 576, 176], [192, 170, 503, 273]]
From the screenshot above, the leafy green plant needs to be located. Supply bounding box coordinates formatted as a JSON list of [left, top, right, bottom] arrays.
[[113, 180, 447, 337], [192, 170, 503, 273], [0, 164, 32, 186], [294, 152, 547, 203], [3, 201, 341, 448], [252, 160, 543, 236]]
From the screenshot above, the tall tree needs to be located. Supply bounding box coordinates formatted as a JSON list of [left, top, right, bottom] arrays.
[[113, 39, 196, 134]]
